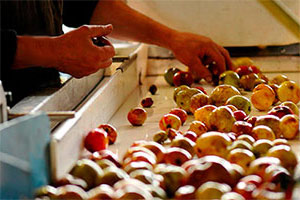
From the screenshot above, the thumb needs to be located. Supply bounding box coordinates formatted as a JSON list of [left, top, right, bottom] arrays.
[[88, 24, 113, 37], [189, 57, 212, 82]]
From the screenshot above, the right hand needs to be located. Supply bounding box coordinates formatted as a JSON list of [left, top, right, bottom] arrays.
[[54, 24, 115, 78]]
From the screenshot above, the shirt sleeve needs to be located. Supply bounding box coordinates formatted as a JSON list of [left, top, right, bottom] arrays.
[[0, 29, 17, 81], [63, 0, 99, 27]]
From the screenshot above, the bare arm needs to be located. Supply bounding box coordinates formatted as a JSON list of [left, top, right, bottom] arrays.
[[90, 0, 232, 80], [12, 25, 115, 78]]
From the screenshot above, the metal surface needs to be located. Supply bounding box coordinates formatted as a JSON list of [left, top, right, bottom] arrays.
[[8, 111, 75, 121], [0, 81, 7, 123]]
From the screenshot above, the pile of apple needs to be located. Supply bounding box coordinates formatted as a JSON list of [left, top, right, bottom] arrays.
[[35, 58, 299, 199]]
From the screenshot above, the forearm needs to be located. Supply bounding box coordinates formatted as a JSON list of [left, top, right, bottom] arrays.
[[90, 0, 178, 50], [12, 35, 57, 70]]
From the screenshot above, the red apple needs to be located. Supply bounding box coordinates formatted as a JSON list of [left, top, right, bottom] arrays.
[[268, 105, 294, 119], [98, 124, 118, 145], [184, 131, 198, 142], [164, 147, 192, 166], [170, 108, 188, 125], [231, 121, 253, 136], [90, 149, 121, 168], [173, 71, 194, 87], [235, 65, 253, 76], [127, 107, 147, 126], [233, 110, 247, 121], [159, 113, 181, 131], [84, 128, 108, 153], [195, 86, 207, 94], [141, 97, 154, 108], [249, 65, 261, 74]]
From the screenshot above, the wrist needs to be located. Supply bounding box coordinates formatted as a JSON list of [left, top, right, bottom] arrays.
[[12, 35, 58, 70]]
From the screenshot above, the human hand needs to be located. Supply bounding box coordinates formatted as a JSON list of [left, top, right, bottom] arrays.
[[169, 32, 232, 82], [54, 24, 115, 78]]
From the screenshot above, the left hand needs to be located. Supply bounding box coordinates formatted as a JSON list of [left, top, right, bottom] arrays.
[[169, 32, 233, 82]]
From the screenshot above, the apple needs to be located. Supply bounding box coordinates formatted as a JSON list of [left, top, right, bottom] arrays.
[[269, 83, 280, 105], [252, 139, 273, 158], [248, 157, 281, 177], [190, 93, 209, 113], [184, 131, 198, 142], [251, 125, 276, 141], [154, 164, 187, 197], [54, 174, 88, 190], [129, 169, 160, 186], [169, 108, 188, 125], [226, 95, 251, 115], [226, 105, 238, 112], [166, 128, 183, 140], [123, 151, 156, 166], [255, 115, 281, 138], [35, 185, 58, 199], [272, 138, 289, 146], [268, 105, 294, 119], [227, 148, 255, 171], [209, 85, 241, 106], [195, 131, 232, 158], [280, 101, 299, 116], [56, 185, 88, 199], [127, 107, 147, 126], [194, 86, 207, 94], [233, 111, 247, 121], [280, 114, 299, 139], [271, 74, 289, 85], [149, 84, 157, 95], [228, 140, 253, 152], [251, 84, 275, 111], [123, 146, 156, 163], [159, 113, 181, 131], [188, 120, 208, 137], [123, 161, 153, 174], [231, 121, 253, 136], [247, 116, 258, 127], [84, 128, 108, 153], [194, 105, 217, 127], [173, 71, 194, 87], [195, 181, 231, 199], [173, 85, 190, 102], [171, 137, 195, 156], [95, 159, 116, 169], [87, 184, 115, 200], [70, 159, 103, 189], [97, 166, 129, 186], [233, 57, 254, 68], [176, 88, 201, 113], [219, 70, 240, 89], [249, 65, 261, 74], [141, 97, 153, 108], [240, 73, 259, 91], [186, 156, 238, 187], [277, 81, 300, 104], [220, 192, 246, 200], [153, 130, 168, 144], [146, 185, 167, 199], [90, 149, 121, 168], [141, 141, 166, 163], [175, 185, 196, 200], [98, 124, 118, 145], [264, 165, 293, 190], [234, 181, 257, 199], [114, 183, 153, 199], [266, 145, 298, 175], [235, 65, 253, 76], [208, 106, 236, 133], [164, 67, 181, 86], [164, 147, 192, 166], [237, 134, 256, 145]]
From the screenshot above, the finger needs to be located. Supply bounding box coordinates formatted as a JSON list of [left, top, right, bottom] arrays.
[[189, 57, 212, 81], [97, 58, 113, 69], [94, 45, 115, 60], [87, 24, 113, 37], [208, 48, 226, 76], [217, 45, 233, 70]]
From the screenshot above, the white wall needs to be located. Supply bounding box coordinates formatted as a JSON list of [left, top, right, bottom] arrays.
[[128, 0, 300, 46]]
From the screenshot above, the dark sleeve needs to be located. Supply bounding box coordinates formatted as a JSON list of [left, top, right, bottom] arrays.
[[0, 29, 17, 81], [63, 0, 99, 27]]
